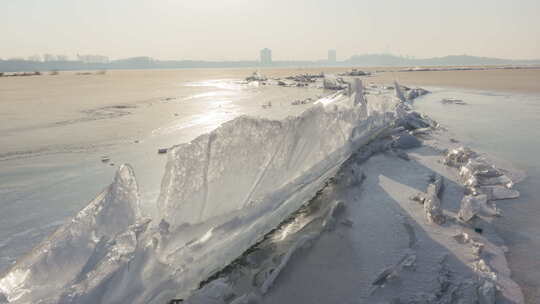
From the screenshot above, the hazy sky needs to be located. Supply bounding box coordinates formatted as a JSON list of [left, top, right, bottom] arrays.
[[1, 0, 539, 61]]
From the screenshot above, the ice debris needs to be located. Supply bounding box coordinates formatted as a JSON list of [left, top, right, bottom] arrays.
[[423, 174, 446, 225], [323, 74, 346, 90], [445, 147, 520, 201], [441, 98, 467, 105], [406, 88, 430, 101], [284, 73, 323, 83], [477, 185, 520, 201], [0, 82, 403, 304], [411, 173, 446, 224], [458, 194, 500, 222], [453, 232, 472, 244], [339, 68, 370, 77], [352, 78, 366, 106], [394, 81, 407, 103], [399, 111, 435, 131], [157, 89, 394, 227], [444, 147, 476, 168], [245, 71, 267, 82]]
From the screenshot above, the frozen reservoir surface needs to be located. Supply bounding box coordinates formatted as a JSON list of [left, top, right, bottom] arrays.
[[414, 88, 540, 302], [0, 79, 403, 303], [1, 74, 538, 303], [0, 77, 323, 275]]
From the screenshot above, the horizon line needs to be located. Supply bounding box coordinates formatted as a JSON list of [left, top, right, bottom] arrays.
[[2, 53, 540, 63]]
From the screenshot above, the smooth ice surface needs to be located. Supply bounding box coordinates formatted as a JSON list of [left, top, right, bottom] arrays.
[[414, 88, 540, 302], [0, 86, 401, 303]]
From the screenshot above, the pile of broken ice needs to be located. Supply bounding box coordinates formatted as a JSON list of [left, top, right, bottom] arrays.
[[0, 81, 403, 303], [444, 147, 519, 223]]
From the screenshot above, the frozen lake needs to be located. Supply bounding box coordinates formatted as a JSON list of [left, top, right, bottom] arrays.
[[1, 68, 540, 302], [414, 88, 540, 302], [0, 69, 324, 273]]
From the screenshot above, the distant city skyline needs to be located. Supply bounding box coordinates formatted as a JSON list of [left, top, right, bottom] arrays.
[[1, 0, 539, 61], [2, 52, 540, 73], [3, 50, 539, 65]]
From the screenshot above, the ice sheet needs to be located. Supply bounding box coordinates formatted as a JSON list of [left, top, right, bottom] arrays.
[[0, 85, 402, 303]]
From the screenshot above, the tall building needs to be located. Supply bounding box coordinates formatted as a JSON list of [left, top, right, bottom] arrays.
[[77, 54, 109, 64], [260, 48, 272, 65], [328, 49, 337, 63]]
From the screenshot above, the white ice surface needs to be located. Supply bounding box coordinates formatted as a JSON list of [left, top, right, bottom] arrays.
[[0, 87, 402, 303]]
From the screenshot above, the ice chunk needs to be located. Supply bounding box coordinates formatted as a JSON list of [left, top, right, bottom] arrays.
[[444, 147, 476, 168], [400, 111, 431, 130], [441, 98, 467, 105], [352, 79, 365, 106], [459, 159, 513, 190], [157, 95, 395, 227], [424, 194, 445, 225], [0, 165, 141, 303], [323, 74, 344, 90], [458, 195, 499, 222], [477, 185, 520, 200], [245, 71, 267, 82], [406, 88, 430, 101], [458, 195, 483, 222], [453, 232, 471, 244], [424, 175, 445, 225], [394, 81, 407, 103]]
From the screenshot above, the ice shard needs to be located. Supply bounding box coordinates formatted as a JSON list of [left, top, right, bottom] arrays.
[[157, 101, 393, 227], [0, 165, 141, 303]]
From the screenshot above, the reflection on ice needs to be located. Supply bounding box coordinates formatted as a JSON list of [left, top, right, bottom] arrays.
[[183, 91, 240, 101], [152, 106, 240, 135], [184, 79, 246, 91], [315, 91, 344, 106], [0, 269, 30, 302]]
